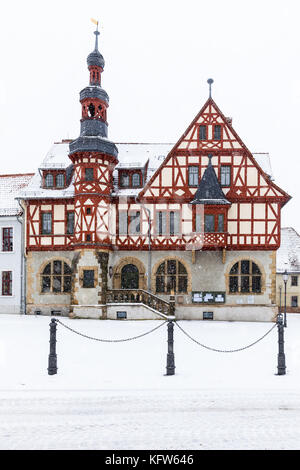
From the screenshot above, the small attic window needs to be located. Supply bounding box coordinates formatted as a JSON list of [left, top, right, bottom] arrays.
[[45, 173, 54, 188], [56, 173, 65, 188], [120, 173, 130, 187], [132, 173, 141, 187]]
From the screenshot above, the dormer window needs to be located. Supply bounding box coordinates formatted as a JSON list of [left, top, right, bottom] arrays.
[[45, 173, 54, 188], [132, 173, 141, 187], [119, 170, 143, 188], [56, 173, 65, 188], [121, 173, 130, 187]]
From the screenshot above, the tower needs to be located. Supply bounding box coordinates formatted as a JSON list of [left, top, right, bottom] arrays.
[[69, 24, 118, 318]]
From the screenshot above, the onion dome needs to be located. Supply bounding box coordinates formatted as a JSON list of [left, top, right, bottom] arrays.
[[87, 29, 104, 69]]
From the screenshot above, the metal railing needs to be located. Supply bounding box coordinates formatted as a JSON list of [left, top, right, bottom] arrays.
[[107, 289, 174, 315]]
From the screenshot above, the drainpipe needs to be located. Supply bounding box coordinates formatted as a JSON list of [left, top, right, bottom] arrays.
[[16, 198, 26, 314]]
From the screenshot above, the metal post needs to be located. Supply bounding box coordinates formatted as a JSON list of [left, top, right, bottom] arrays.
[[166, 320, 175, 376], [284, 280, 287, 328], [48, 318, 58, 375], [279, 286, 282, 314], [277, 313, 286, 376]]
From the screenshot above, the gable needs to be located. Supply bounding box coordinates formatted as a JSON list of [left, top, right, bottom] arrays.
[[139, 98, 290, 205]]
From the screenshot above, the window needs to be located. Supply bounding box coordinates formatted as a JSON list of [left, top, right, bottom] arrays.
[[204, 213, 225, 233], [85, 168, 94, 181], [132, 173, 141, 187], [170, 211, 180, 236], [45, 173, 54, 187], [204, 214, 215, 233], [199, 125, 207, 140], [41, 260, 72, 293], [217, 214, 224, 232], [66, 212, 74, 235], [156, 211, 180, 236], [56, 174, 65, 188], [292, 296, 298, 307], [82, 269, 95, 288], [195, 212, 201, 232], [2, 271, 12, 296], [118, 211, 128, 235], [188, 166, 199, 186], [229, 260, 262, 294], [220, 166, 231, 186], [129, 211, 141, 235], [86, 207, 91, 215], [120, 173, 130, 187], [155, 259, 188, 294], [214, 125, 221, 140], [291, 276, 298, 286], [41, 212, 52, 235], [2, 228, 13, 251]]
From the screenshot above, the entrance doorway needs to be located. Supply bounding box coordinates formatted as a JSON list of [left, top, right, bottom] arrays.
[[121, 264, 139, 289]]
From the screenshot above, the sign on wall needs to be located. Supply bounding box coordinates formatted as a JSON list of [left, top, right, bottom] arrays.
[[192, 291, 226, 304]]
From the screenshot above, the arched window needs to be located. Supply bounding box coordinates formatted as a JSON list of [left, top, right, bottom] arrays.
[[229, 260, 262, 294], [41, 260, 72, 293], [132, 173, 141, 187], [56, 173, 65, 188], [88, 103, 95, 117], [45, 173, 54, 188], [155, 259, 188, 294]]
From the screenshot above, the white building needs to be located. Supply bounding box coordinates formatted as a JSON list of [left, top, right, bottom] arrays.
[[0, 174, 33, 314]]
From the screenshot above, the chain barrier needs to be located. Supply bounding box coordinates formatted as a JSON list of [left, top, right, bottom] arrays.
[[56, 318, 168, 343], [175, 321, 277, 353]]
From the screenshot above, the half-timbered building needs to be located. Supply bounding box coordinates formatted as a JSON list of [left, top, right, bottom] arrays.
[[17, 28, 291, 321]]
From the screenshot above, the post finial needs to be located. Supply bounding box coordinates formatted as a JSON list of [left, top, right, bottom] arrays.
[[207, 78, 214, 98]]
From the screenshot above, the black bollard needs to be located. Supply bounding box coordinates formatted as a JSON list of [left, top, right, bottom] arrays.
[[166, 320, 175, 376], [48, 318, 58, 375], [277, 313, 286, 376]]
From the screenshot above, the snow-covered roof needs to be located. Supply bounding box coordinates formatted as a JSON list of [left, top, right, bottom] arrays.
[[16, 140, 274, 200], [0, 173, 34, 216], [276, 227, 300, 273], [39, 141, 72, 170]]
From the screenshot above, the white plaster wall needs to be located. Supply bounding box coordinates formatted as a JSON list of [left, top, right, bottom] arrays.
[[0, 216, 22, 314]]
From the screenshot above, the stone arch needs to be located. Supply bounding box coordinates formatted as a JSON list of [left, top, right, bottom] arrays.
[[225, 256, 266, 296], [112, 257, 146, 290], [151, 255, 192, 294]]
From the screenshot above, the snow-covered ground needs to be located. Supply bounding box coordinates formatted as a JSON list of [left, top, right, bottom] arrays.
[[0, 313, 300, 450]]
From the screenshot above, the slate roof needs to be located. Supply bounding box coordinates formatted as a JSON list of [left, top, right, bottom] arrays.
[[16, 141, 274, 200], [190, 157, 231, 205]]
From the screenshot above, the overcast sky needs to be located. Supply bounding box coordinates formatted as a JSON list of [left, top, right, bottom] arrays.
[[0, 0, 300, 231]]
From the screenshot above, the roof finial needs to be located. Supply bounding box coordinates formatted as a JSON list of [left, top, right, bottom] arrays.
[[91, 18, 100, 51], [207, 78, 214, 98], [208, 153, 213, 165]]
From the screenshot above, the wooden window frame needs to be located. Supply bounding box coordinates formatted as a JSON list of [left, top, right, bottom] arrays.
[[199, 125, 207, 140], [228, 260, 262, 295], [2, 227, 13, 252], [214, 124, 222, 141], [40, 260, 72, 294], [41, 211, 53, 235], [155, 259, 188, 294], [2, 271, 12, 296], [188, 166, 199, 187], [220, 165, 231, 187]]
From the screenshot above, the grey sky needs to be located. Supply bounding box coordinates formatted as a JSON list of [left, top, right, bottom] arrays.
[[0, 0, 299, 231]]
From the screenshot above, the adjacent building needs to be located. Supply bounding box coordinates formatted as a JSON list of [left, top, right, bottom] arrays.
[[16, 27, 291, 321], [276, 227, 300, 313], [0, 173, 33, 313]]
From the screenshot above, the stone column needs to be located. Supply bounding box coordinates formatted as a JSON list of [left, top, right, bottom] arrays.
[[96, 251, 109, 319]]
